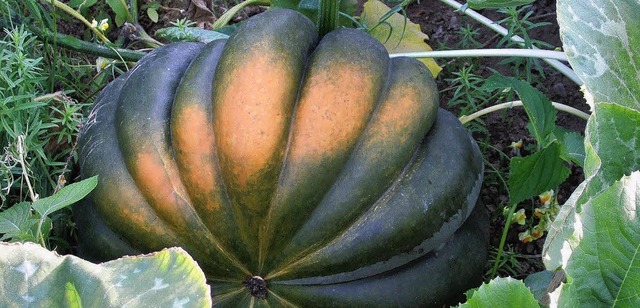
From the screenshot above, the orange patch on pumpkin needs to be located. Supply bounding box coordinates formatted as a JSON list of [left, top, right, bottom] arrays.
[[288, 63, 379, 163], [132, 151, 192, 226], [172, 104, 218, 197], [214, 54, 295, 188]]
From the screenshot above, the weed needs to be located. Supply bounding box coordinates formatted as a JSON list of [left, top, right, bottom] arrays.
[[496, 5, 553, 82]]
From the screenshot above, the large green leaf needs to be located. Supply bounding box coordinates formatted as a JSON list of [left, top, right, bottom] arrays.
[[508, 142, 570, 205], [0, 202, 36, 241], [557, 0, 640, 112], [552, 172, 640, 307], [0, 242, 211, 307], [544, 103, 640, 270], [544, 0, 640, 273], [458, 277, 538, 307], [485, 74, 557, 145]]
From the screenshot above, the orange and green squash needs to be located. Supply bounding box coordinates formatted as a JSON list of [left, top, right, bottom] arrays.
[[75, 8, 488, 306]]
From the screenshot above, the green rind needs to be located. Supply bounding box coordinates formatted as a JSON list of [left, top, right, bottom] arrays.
[[77, 75, 182, 259], [266, 56, 439, 272], [269, 204, 488, 307], [77, 8, 488, 306], [263, 27, 390, 269], [274, 109, 484, 281], [114, 42, 244, 277], [171, 39, 254, 273], [74, 199, 140, 261]]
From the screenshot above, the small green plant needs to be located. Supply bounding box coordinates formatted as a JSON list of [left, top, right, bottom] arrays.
[[0, 174, 97, 249], [496, 5, 553, 82], [456, 24, 483, 49]]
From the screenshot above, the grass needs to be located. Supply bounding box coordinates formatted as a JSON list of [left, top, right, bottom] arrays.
[[0, 0, 109, 251]]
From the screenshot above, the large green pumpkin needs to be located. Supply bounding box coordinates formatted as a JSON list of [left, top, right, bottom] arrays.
[[76, 8, 488, 306]]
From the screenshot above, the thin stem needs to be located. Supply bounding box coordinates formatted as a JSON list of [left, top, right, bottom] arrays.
[[16, 136, 37, 202], [390, 48, 568, 61], [37, 216, 47, 247], [123, 0, 135, 23], [491, 201, 517, 279], [47, 0, 111, 44], [459, 100, 590, 124], [437, 0, 582, 85], [212, 0, 271, 30]]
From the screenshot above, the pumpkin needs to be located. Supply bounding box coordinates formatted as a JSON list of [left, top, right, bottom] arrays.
[[75, 8, 488, 306]]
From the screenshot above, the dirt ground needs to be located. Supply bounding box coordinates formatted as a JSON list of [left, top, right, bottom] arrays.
[[405, 0, 586, 277]]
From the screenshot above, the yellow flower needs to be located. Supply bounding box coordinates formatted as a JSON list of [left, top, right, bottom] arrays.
[[509, 139, 523, 149], [512, 208, 526, 225], [531, 225, 544, 239], [91, 18, 109, 31], [99, 19, 109, 31], [96, 57, 112, 73], [518, 230, 533, 243], [539, 190, 554, 205], [534, 207, 545, 218]]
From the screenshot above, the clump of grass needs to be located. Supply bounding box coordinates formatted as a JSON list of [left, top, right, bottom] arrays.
[[0, 22, 95, 251]]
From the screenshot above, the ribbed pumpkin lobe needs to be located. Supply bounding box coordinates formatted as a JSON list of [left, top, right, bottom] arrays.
[[243, 276, 268, 300], [75, 8, 489, 307]]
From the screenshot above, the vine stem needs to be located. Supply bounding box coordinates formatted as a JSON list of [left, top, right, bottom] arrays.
[[390, 48, 568, 61], [490, 201, 517, 279], [459, 100, 590, 124], [212, 0, 271, 29], [47, 0, 111, 44], [318, 0, 340, 36], [31, 27, 145, 61], [437, 0, 582, 85]]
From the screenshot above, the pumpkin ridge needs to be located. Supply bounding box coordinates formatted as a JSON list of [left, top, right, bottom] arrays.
[[77, 77, 184, 257], [172, 39, 254, 276], [261, 68, 396, 278], [210, 9, 319, 273], [258, 27, 390, 273], [268, 109, 483, 282], [264, 141, 423, 281], [114, 43, 247, 275], [263, 57, 439, 275]]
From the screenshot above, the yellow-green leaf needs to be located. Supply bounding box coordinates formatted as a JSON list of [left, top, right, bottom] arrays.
[[361, 0, 442, 77]]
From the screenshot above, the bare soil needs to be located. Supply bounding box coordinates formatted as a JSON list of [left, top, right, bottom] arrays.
[[406, 0, 586, 278]]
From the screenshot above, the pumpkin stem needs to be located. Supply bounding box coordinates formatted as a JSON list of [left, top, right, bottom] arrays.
[[243, 276, 269, 300], [318, 0, 340, 36]]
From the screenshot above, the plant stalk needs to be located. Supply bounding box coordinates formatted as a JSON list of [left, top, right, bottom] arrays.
[[459, 100, 590, 124], [211, 0, 271, 30], [318, 0, 340, 36], [16, 136, 37, 203], [46, 0, 111, 44], [491, 201, 517, 279], [32, 27, 145, 61]]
